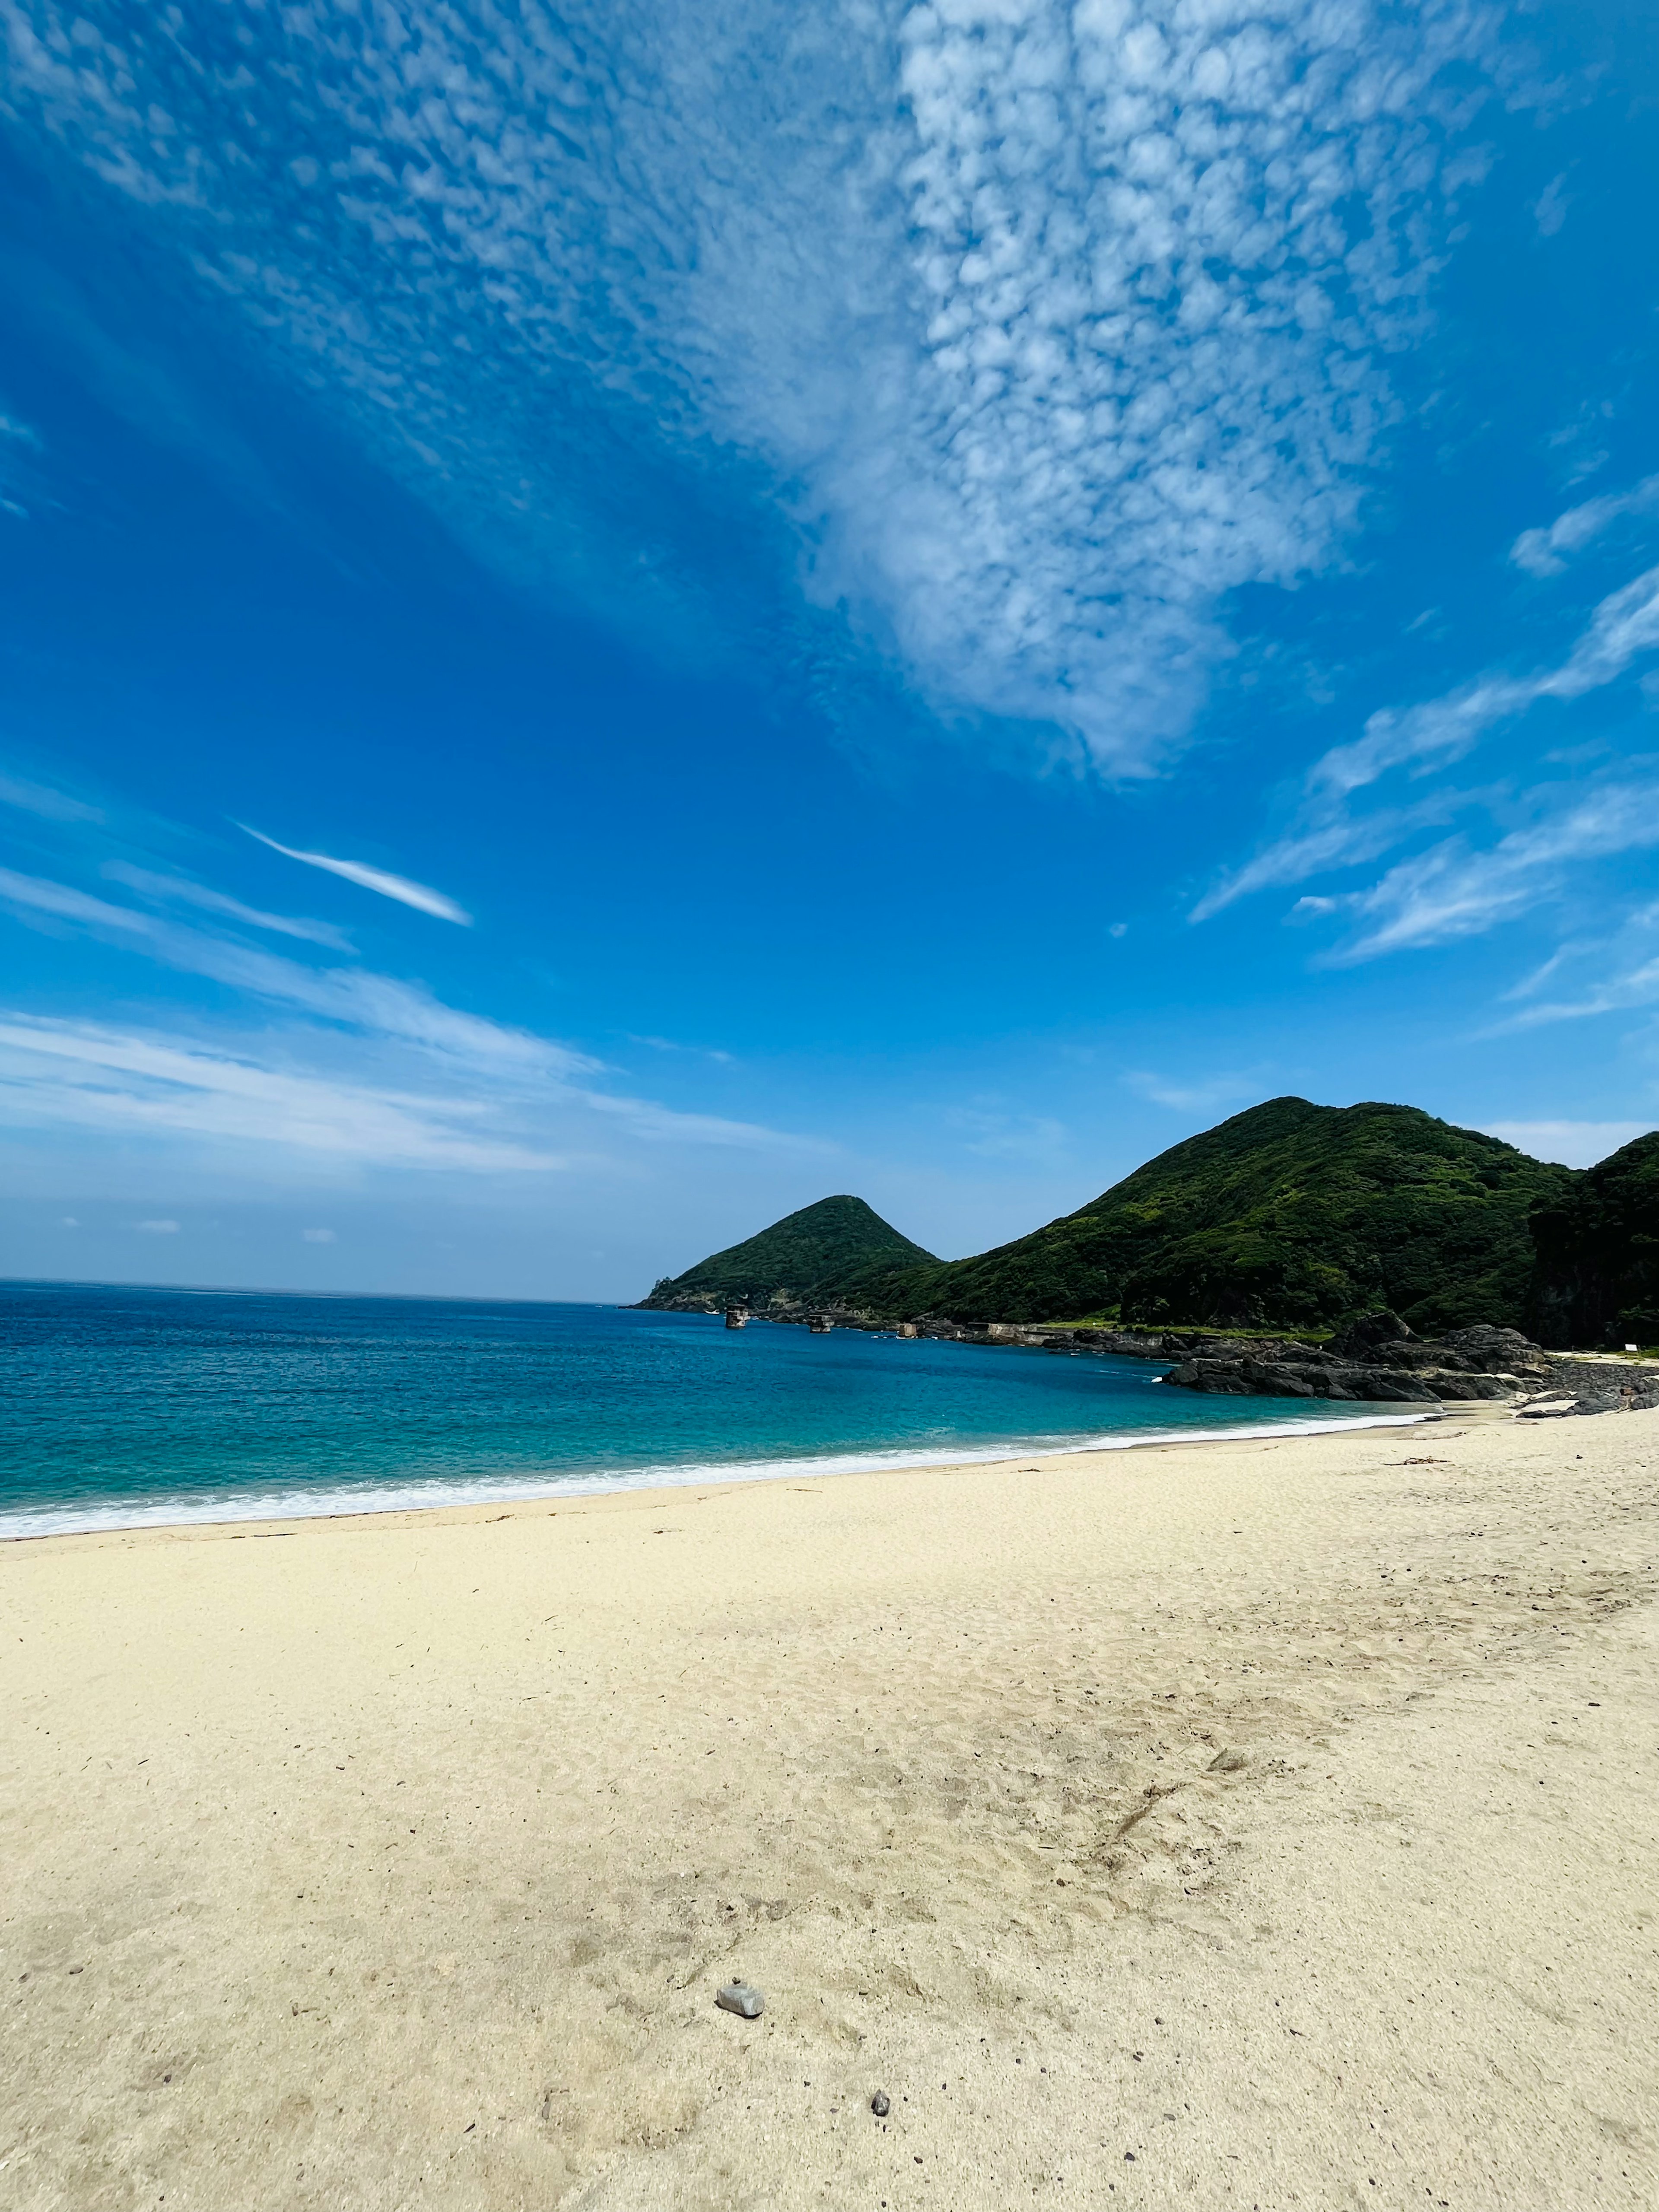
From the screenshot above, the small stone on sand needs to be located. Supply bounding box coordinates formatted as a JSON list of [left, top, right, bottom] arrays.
[[1208, 1748, 1247, 1773], [715, 1980, 764, 2018], [871, 2091, 890, 2117]]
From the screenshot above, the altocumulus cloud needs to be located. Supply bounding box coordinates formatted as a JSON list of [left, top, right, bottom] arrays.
[[0, 0, 1506, 768]]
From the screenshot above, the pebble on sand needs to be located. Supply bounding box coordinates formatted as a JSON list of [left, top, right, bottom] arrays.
[[715, 1980, 764, 2018], [1208, 1748, 1248, 1773], [871, 2092, 891, 2117]]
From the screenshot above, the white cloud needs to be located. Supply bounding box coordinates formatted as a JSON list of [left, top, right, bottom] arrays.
[[0, 769, 103, 824], [0, 0, 1508, 769], [135, 1217, 180, 1233], [0, 866, 176, 938], [1531, 172, 1570, 240], [0, 1017, 568, 1171], [302, 1227, 337, 1243], [0, 866, 568, 1068], [1511, 474, 1659, 578], [238, 826, 471, 925], [1504, 929, 1659, 1022], [627, 1034, 735, 1064], [1481, 1120, 1655, 1169], [946, 1105, 1070, 1163], [1124, 1068, 1269, 1115], [574, 1087, 826, 1151], [0, 864, 824, 1161], [1326, 781, 1659, 963], [0, 1009, 822, 1170], [0, 405, 42, 518], [1192, 786, 1481, 921], [1501, 960, 1659, 1029], [1484, 901, 1659, 1030], [102, 862, 355, 950], [1195, 562, 1659, 941]]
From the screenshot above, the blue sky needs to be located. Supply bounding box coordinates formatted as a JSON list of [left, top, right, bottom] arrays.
[[2, 0, 1657, 1300]]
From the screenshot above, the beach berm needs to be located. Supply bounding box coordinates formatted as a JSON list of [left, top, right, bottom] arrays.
[[3, 1415, 1656, 2209]]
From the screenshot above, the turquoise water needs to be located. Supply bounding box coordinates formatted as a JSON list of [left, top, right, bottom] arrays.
[[0, 1282, 1421, 1538]]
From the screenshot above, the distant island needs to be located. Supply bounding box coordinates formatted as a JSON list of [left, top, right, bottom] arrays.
[[637, 1098, 1659, 1351]]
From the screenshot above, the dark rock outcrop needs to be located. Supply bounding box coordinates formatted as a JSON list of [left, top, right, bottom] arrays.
[[1160, 1313, 1656, 1414], [1514, 1372, 1659, 1418]]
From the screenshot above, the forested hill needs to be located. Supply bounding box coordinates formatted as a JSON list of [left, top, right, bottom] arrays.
[[856, 1098, 1576, 1335], [636, 1195, 937, 1313], [1526, 1128, 1659, 1348]]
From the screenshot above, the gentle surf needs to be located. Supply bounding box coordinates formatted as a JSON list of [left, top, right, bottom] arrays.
[[0, 1281, 1421, 1538]]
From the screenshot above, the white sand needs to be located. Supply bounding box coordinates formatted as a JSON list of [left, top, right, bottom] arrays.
[[3, 1412, 1656, 2210]]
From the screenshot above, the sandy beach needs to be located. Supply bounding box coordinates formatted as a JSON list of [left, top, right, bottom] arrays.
[[3, 1413, 1656, 2212]]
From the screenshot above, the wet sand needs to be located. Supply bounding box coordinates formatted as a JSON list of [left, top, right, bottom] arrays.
[[3, 1411, 1656, 2209]]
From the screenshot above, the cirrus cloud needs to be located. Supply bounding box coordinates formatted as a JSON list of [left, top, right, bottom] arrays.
[[0, 1015, 569, 1171], [237, 826, 471, 925], [0, 858, 829, 1163], [1194, 556, 1659, 959]]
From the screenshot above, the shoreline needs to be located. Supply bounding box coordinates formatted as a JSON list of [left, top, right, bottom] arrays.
[[0, 1403, 1443, 1545]]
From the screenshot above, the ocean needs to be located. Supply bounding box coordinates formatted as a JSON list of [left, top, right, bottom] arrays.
[[0, 1281, 1422, 1538]]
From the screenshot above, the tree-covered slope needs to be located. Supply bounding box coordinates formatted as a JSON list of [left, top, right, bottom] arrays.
[[1525, 1128, 1659, 1347], [637, 1195, 937, 1311], [859, 1098, 1576, 1333]]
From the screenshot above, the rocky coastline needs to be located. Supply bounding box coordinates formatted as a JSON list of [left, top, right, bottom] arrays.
[[669, 1297, 1657, 1420], [1155, 1312, 1659, 1418]]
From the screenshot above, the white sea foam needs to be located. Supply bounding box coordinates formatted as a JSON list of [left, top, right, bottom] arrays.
[[0, 1412, 1431, 1541]]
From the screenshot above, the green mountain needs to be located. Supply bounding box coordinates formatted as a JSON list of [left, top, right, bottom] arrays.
[[857, 1097, 1577, 1334], [637, 1194, 937, 1312], [1525, 1128, 1659, 1348]]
